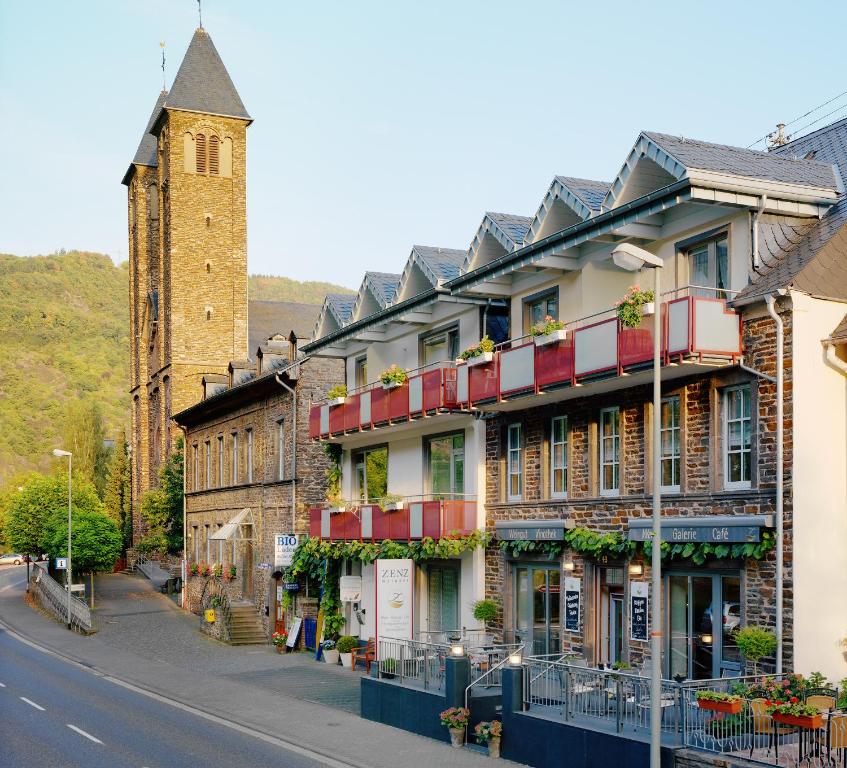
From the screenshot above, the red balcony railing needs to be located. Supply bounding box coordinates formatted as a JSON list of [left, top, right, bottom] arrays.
[[308, 499, 478, 542]]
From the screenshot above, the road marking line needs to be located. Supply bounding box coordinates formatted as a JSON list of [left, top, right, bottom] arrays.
[[20, 696, 45, 711], [0, 579, 26, 593], [66, 724, 103, 744], [0, 682, 6, 687]]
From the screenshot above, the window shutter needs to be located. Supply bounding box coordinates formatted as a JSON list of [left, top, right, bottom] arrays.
[[195, 133, 207, 174], [209, 135, 219, 176]]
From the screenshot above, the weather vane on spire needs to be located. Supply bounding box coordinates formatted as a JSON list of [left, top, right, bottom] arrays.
[[197, 0, 203, 29], [160, 41, 166, 91]]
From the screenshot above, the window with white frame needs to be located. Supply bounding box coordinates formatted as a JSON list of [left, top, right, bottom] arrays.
[[246, 428, 253, 483], [550, 416, 568, 498], [204, 524, 211, 562], [688, 233, 729, 298], [231, 432, 238, 485], [216, 523, 224, 564], [600, 408, 620, 496], [723, 385, 752, 488], [192, 525, 199, 561], [204, 439, 211, 489], [192, 444, 199, 491], [277, 418, 286, 480], [660, 397, 681, 492], [507, 423, 523, 500], [217, 435, 224, 487]]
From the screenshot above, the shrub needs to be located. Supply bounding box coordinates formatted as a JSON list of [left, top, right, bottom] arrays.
[[473, 599, 498, 623], [135, 533, 168, 556], [734, 626, 777, 673], [327, 384, 348, 400], [615, 286, 655, 328], [379, 365, 408, 386], [336, 635, 359, 654]]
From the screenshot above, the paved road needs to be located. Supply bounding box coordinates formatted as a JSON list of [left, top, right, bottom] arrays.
[[0, 583, 334, 767]]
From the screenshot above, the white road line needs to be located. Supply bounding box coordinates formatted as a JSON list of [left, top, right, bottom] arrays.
[[0, 682, 6, 687], [66, 724, 103, 744], [20, 696, 45, 711]]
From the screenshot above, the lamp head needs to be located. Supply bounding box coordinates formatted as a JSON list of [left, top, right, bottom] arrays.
[[450, 644, 465, 657], [611, 243, 663, 271], [52, 449, 71, 458], [508, 651, 523, 667]]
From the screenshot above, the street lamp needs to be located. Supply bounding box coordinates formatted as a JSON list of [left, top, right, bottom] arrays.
[[610, 243, 663, 768], [52, 448, 73, 630]]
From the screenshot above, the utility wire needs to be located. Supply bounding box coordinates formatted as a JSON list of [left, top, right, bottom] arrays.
[[788, 103, 847, 142], [746, 87, 847, 148]]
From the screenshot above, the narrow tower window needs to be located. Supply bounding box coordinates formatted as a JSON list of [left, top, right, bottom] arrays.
[[195, 133, 207, 174], [209, 135, 220, 176]]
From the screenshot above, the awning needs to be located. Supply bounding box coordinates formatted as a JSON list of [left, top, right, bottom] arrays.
[[627, 515, 774, 543], [210, 508, 253, 541], [495, 519, 575, 542]]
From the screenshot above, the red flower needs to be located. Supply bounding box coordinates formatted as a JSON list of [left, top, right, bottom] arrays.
[[765, 700, 772, 706], [790, 696, 798, 704]]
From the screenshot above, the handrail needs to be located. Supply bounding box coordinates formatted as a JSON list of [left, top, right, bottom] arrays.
[[30, 563, 92, 632], [464, 642, 526, 711], [315, 359, 456, 405]]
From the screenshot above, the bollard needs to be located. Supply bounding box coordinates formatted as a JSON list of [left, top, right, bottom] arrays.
[[444, 654, 471, 709], [502, 663, 524, 713]]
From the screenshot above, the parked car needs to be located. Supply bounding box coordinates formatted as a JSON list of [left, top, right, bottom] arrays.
[[700, 602, 741, 633], [0, 553, 24, 566]]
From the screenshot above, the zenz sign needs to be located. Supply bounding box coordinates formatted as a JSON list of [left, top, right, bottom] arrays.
[[375, 558, 414, 642]]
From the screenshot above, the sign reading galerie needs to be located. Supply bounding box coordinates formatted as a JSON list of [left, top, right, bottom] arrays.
[[375, 558, 414, 641], [274, 534, 299, 568]]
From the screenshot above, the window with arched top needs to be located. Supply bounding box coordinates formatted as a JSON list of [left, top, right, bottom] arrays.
[[196, 133, 207, 174], [209, 135, 220, 176]]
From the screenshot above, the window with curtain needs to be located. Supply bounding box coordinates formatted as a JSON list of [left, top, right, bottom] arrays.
[[688, 234, 728, 298], [550, 416, 568, 498]]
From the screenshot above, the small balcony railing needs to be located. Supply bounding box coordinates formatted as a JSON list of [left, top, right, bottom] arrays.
[[308, 497, 477, 542]]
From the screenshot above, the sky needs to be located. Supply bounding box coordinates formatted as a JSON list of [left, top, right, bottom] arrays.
[[2, 0, 847, 289]]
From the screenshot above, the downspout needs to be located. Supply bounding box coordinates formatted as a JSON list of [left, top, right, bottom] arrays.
[[751, 195, 767, 273], [274, 372, 297, 518], [764, 294, 783, 673], [825, 342, 847, 375], [178, 424, 188, 612]]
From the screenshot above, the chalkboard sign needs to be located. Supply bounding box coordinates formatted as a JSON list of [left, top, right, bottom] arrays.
[[564, 577, 580, 632], [630, 581, 648, 642]]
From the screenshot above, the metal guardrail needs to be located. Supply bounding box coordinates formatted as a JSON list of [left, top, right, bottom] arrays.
[[30, 563, 92, 632]]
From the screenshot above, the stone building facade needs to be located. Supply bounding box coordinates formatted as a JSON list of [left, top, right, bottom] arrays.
[[123, 28, 251, 541]]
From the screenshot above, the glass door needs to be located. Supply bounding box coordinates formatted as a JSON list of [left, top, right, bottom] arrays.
[[609, 595, 624, 665], [427, 564, 459, 638], [514, 565, 560, 655], [427, 433, 464, 500]]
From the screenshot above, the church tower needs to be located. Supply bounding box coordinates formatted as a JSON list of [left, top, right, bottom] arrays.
[[123, 27, 250, 540]]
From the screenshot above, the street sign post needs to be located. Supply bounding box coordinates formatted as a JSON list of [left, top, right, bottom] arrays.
[[55, 558, 68, 570]]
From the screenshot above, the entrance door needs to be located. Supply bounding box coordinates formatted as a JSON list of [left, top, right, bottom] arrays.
[[242, 540, 254, 599], [274, 579, 285, 633], [597, 566, 625, 665], [428, 564, 459, 638], [514, 565, 560, 655], [609, 595, 624, 665]]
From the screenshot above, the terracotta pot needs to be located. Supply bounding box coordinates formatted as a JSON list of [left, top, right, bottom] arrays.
[[698, 698, 742, 715], [772, 713, 823, 730], [449, 727, 464, 748], [488, 736, 501, 759], [275, 645, 285, 654]]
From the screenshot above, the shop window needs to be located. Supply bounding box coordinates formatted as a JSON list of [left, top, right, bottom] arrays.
[[353, 446, 388, 502], [550, 416, 568, 498], [660, 396, 681, 493], [600, 407, 620, 496], [507, 423, 523, 501], [723, 385, 751, 489]]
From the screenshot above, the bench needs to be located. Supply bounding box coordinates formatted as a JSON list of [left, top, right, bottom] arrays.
[[352, 638, 376, 673]]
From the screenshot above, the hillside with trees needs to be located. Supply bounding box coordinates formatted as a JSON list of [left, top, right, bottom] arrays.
[[0, 250, 353, 489]]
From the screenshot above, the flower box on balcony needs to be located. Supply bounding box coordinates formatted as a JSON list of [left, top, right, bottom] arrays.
[[328, 396, 346, 407], [641, 302, 655, 316], [383, 501, 406, 512], [382, 381, 402, 390], [328, 505, 348, 514], [533, 329, 568, 347], [454, 358, 467, 366], [467, 352, 494, 367], [772, 712, 823, 730], [697, 698, 742, 715]]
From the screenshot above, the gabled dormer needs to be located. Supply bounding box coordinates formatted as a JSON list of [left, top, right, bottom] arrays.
[[525, 176, 609, 243], [462, 212, 531, 273], [349, 272, 401, 323], [394, 245, 465, 303], [313, 293, 356, 340]]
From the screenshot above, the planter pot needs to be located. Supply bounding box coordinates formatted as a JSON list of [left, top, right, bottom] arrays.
[[328, 397, 346, 407], [323, 649, 340, 664], [328, 506, 348, 514], [454, 358, 467, 366], [381, 381, 403, 390], [641, 302, 655, 316], [449, 727, 465, 748], [698, 698, 742, 715], [340, 652, 353, 668], [467, 351, 494, 367], [274, 645, 286, 654], [487, 737, 501, 759], [533, 329, 568, 346], [772, 713, 823, 729], [383, 502, 406, 512]]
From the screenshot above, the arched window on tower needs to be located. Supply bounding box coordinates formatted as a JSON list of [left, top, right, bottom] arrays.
[[195, 133, 207, 174], [209, 135, 220, 176]]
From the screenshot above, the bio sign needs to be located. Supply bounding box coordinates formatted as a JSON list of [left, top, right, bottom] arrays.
[[274, 534, 299, 568], [375, 558, 414, 641]]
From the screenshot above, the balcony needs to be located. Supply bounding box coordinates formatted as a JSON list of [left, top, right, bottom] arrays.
[[309, 289, 742, 437], [308, 498, 477, 542]]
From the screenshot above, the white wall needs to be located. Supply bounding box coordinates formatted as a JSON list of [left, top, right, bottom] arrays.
[[790, 291, 847, 680]]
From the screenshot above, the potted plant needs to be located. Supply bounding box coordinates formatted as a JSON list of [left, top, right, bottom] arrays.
[[734, 626, 777, 675], [766, 699, 823, 730], [696, 690, 743, 715], [610, 661, 631, 680], [380, 492, 405, 511], [226, 564, 237, 581], [326, 492, 348, 514], [473, 599, 498, 625], [439, 706, 470, 748], [212, 562, 223, 578], [616, 286, 655, 328], [474, 720, 503, 758], [458, 336, 495, 366], [336, 635, 359, 668], [381, 658, 398, 679], [327, 384, 348, 407], [322, 639, 340, 664], [272, 631, 288, 654], [379, 365, 408, 389], [188, 562, 199, 577], [530, 315, 567, 346]]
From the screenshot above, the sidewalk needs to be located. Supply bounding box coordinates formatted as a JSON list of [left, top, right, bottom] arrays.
[[0, 568, 518, 768]]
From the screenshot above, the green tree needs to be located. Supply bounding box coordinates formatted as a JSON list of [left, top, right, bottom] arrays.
[[45, 509, 122, 606], [103, 432, 131, 549], [60, 400, 112, 498], [139, 437, 184, 554]]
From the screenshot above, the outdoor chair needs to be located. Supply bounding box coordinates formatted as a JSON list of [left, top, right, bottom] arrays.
[[826, 712, 847, 767], [352, 637, 376, 673], [805, 687, 839, 713], [749, 696, 796, 758]]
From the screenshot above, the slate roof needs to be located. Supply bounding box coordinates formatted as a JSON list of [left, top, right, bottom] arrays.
[[829, 313, 847, 344], [365, 272, 402, 306], [555, 176, 610, 212], [132, 91, 167, 168], [771, 117, 847, 186], [412, 246, 465, 282], [325, 293, 356, 325], [248, 300, 320, 357], [164, 28, 250, 121], [645, 131, 840, 190], [488, 213, 532, 247]]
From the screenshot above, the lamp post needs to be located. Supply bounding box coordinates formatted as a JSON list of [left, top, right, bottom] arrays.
[[611, 243, 663, 768], [52, 448, 73, 630]]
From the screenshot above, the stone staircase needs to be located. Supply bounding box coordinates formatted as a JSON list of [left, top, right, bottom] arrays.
[[227, 600, 267, 645]]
